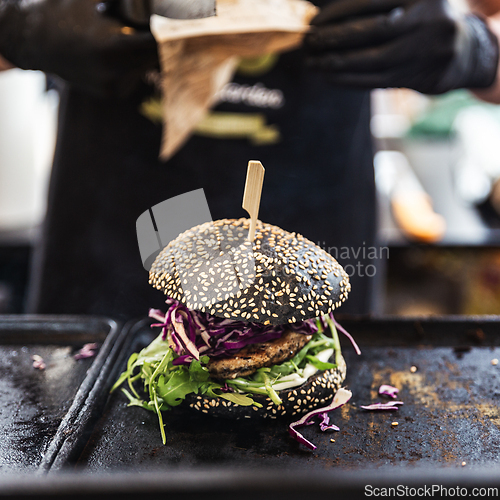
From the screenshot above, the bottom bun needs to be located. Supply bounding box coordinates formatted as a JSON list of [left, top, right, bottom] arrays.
[[185, 354, 346, 419]]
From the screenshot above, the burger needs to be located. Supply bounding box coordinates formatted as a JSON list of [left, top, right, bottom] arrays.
[[113, 218, 355, 447]]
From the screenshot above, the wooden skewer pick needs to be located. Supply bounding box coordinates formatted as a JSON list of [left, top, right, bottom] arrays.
[[242, 160, 265, 242]]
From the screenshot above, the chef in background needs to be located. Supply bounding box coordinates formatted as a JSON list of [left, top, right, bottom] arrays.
[[0, 0, 499, 320]]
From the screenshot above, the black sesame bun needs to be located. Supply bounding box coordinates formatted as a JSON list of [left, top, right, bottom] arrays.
[[149, 218, 350, 325], [148, 218, 350, 419], [186, 354, 346, 419]]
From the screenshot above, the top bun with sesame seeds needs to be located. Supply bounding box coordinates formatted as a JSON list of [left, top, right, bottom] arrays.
[[149, 218, 350, 325]]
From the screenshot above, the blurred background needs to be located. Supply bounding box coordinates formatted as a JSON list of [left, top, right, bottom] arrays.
[[0, 70, 58, 313], [3, 69, 500, 316], [374, 87, 500, 316]]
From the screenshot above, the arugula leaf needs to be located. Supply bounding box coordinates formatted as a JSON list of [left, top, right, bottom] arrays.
[[142, 362, 154, 384], [121, 388, 152, 411], [152, 385, 167, 444], [260, 370, 282, 406], [111, 352, 138, 393], [189, 358, 211, 382], [325, 315, 342, 365], [305, 354, 337, 371], [217, 392, 261, 407], [156, 369, 197, 407], [199, 384, 263, 407], [226, 378, 270, 395], [267, 361, 296, 378], [136, 334, 172, 364]]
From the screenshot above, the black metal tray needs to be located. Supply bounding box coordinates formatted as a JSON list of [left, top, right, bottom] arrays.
[[67, 315, 500, 480], [0, 315, 120, 473], [0, 315, 499, 498]]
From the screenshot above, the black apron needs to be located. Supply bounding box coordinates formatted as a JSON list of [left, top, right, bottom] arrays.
[[27, 42, 376, 321]]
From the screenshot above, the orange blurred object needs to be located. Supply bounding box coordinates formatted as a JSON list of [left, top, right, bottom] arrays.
[[391, 192, 446, 243]]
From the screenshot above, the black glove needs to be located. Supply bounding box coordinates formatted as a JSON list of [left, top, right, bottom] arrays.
[[305, 0, 499, 94], [0, 0, 159, 97]]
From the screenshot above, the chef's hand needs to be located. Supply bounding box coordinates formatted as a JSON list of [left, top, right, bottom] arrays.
[[305, 0, 499, 94], [0, 0, 158, 98]]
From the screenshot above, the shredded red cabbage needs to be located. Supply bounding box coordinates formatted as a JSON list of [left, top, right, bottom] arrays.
[[288, 388, 352, 450], [378, 384, 399, 399], [329, 313, 361, 355], [319, 412, 340, 432], [150, 299, 318, 365], [74, 343, 99, 360], [31, 354, 46, 370], [360, 401, 404, 411]]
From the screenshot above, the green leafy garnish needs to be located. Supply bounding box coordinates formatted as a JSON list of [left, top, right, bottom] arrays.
[[305, 354, 337, 371], [324, 315, 342, 366]]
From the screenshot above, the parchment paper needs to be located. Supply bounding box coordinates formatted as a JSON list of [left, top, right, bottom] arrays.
[[150, 0, 317, 159]]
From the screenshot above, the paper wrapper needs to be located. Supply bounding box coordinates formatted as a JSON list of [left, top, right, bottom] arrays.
[[150, 0, 318, 160]]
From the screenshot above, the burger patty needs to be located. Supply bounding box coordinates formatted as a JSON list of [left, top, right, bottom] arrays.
[[207, 330, 312, 380]]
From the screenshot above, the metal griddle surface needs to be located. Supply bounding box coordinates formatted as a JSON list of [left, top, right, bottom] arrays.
[[76, 316, 500, 472], [0, 316, 118, 473]]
